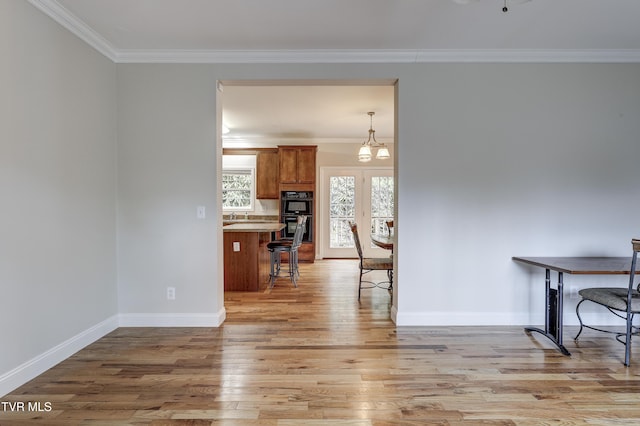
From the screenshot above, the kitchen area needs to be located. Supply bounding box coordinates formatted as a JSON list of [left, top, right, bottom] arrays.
[[220, 83, 395, 293], [222, 145, 317, 291]]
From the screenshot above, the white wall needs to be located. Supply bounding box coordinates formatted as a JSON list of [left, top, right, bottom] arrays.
[[116, 62, 640, 328], [0, 0, 118, 394], [116, 64, 222, 323], [395, 63, 640, 325]]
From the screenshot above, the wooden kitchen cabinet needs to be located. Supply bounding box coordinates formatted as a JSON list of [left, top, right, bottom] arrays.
[[256, 149, 279, 199], [279, 146, 317, 185], [277, 145, 317, 263], [297, 148, 316, 183]]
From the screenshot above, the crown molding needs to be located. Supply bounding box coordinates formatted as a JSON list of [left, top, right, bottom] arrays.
[[115, 48, 640, 64], [415, 49, 640, 63], [114, 49, 419, 64], [28, 0, 117, 61], [30, 0, 640, 64]]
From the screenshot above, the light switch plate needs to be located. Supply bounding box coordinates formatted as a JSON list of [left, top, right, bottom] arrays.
[[197, 206, 206, 219], [233, 242, 240, 252]]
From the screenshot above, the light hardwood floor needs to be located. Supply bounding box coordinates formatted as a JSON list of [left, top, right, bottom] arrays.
[[2, 259, 640, 425]]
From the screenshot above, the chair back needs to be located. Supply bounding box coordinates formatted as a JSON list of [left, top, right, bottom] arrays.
[[628, 239, 640, 295], [385, 220, 394, 236], [292, 215, 307, 249], [349, 222, 364, 262]]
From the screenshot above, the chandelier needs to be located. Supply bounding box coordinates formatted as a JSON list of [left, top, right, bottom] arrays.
[[357, 112, 390, 162]]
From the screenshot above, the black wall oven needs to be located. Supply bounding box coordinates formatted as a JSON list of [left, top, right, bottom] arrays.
[[280, 191, 313, 242]]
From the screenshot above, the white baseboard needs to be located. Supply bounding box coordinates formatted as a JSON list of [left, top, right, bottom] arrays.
[[394, 310, 632, 327], [0, 315, 119, 397], [0, 309, 227, 397], [390, 304, 398, 324], [118, 309, 226, 327], [394, 311, 532, 326]]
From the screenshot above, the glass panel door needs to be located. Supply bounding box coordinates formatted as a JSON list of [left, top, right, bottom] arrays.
[[361, 170, 394, 257], [321, 168, 393, 258], [329, 175, 356, 250], [369, 175, 394, 236]]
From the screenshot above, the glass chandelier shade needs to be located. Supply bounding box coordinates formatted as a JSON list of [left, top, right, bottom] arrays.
[[357, 112, 390, 162], [376, 146, 390, 160], [358, 144, 372, 162]]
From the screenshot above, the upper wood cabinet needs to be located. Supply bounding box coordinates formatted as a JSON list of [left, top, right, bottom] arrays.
[[256, 150, 279, 199], [279, 146, 317, 185]]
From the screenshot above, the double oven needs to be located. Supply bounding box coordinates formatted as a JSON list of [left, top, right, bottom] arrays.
[[280, 191, 313, 242]]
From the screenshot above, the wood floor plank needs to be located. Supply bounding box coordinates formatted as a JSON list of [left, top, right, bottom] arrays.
[[2, 259, 640, 425]]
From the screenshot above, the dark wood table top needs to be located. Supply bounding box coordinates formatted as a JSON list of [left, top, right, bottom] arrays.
[[512, 256, 637, 275]]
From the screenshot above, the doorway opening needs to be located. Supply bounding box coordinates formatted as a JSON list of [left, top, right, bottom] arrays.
[[217, 79, 398, 316]]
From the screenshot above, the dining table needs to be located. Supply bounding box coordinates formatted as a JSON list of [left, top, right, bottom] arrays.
[[370, 233, 394, 252]]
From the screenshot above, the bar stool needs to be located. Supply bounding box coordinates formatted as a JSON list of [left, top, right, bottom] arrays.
[[267, 215, 306, 288]]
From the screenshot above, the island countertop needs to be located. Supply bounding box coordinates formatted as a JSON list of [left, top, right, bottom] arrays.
[[223, 222, 285, 233]]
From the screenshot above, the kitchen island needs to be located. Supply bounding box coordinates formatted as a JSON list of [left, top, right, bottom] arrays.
[[223, 222, 285, 291]]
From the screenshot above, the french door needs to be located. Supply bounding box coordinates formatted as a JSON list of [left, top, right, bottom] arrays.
[[320, 168, 394, 258]]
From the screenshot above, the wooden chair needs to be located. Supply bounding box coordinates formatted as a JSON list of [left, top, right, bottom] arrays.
[[384, 219, 394, 262], [349, 222, 393, 300], [267, 216, 307, 288], [574, 239, 640, 366], [385, 220, 394, 236]]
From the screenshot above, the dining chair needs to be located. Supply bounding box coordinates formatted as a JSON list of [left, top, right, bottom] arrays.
[[349, 222, 394, 301], [267, 215, 307, 288], [574, 238, 640, 366], [384, 219, 394, 262]]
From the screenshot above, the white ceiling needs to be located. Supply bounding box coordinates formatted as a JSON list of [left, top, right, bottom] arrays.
[[221, 83, 395, 146], [29, 0, 640, 145], [37, 0, 640, 59]]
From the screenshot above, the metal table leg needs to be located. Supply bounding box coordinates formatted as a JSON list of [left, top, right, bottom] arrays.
[[524, 269, 571, 356]]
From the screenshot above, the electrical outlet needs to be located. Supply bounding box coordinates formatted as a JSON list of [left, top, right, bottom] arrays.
[[569, 286, 578, 299], [167, 287, 176, 300]]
